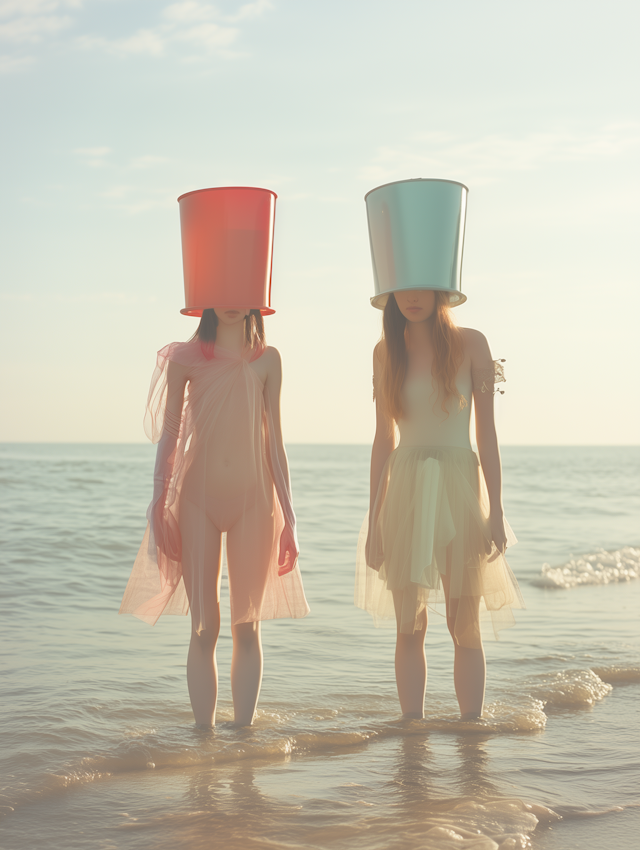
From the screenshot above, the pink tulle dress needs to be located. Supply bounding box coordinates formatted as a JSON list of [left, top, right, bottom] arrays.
[[120, 340, 310, 633]]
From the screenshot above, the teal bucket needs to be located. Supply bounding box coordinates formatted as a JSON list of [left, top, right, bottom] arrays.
[[365, 178, 468, 309]]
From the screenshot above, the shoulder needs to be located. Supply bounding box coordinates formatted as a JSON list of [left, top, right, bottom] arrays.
[[156, 341, 200, 384], [261, 345, 282, 368], [373, 339, 385, 369], [459, 327, 491, 361], [260, 346, 283, 383], [160, 340, 199, 365]]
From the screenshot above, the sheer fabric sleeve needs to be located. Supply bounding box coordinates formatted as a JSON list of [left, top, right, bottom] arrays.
[[143, 342, 191, 443], [143, 343, 189, 561], [148, 408, 180, 560], [119, 343, 192, 625], [472, 359, 506, 395]]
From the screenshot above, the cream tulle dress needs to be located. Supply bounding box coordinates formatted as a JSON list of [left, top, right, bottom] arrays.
[[355, 359, 524, 647], [120, 340, 310, 634]]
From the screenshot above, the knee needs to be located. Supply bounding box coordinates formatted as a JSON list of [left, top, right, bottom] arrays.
[[447, 597, 481, 646], [232, 621, 260, 651], [396, 628, 426, 651], [445, 598, 472, 642], [192, 623, 220, 652], [448, 619, 483, 650]]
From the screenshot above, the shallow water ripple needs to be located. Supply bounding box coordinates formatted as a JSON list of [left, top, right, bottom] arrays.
[[0, 444, 639, 850]]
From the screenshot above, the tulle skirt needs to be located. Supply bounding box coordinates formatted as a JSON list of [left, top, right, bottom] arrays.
[[355, 446, 524, 647]]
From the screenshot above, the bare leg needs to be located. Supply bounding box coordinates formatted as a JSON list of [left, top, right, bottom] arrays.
[[226, 498, 274, 727], [442, 573, 485, 719], [180, 499, 223, 727], [186, 620, 221, 727], [231, 621, 263, 726], [395, 626, 427, 718], [453, 642, 486, 720], [393, 593, 427, 718]]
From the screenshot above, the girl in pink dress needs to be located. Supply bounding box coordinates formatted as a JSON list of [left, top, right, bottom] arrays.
[[120, 187, 309, 727]]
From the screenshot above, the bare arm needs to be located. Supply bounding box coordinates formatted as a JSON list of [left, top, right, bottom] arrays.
[[263, 347, 299, 574], [164, 360, 189, 436], [263, 348, 289, 490], [468, 330, 507, 555], [370, 343, 395, 512]]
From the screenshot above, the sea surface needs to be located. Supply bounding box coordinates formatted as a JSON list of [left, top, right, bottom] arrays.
[[0, 444, 639, 850]]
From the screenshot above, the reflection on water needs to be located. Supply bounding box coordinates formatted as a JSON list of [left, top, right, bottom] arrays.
[[107, 730, 554, 850], [454, 734, 502, 799], [179, 760, 289, 850], [389, 734, 438, 804]]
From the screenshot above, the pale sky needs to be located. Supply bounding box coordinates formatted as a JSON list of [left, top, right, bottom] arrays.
[[1, 0, 639, 444]]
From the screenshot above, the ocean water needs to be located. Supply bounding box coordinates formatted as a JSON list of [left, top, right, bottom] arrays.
[[0, 443, 639, 850]]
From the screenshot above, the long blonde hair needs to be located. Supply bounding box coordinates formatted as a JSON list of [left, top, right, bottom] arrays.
[[378, 291, 465, 422]]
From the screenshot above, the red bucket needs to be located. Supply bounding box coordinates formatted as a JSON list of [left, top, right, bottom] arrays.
[[177, 186, 277, 316]]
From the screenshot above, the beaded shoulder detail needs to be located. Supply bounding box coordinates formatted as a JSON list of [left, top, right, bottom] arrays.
[[471, 359, 506, 395]]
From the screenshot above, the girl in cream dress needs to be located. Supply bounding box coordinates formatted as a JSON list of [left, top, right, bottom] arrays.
[[355, 179, 524, 719]]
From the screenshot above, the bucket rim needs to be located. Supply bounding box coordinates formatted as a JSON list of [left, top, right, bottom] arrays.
[[364, 178, 469, 202], [180, 305, 276, 317], [177, 186, 278, 203]]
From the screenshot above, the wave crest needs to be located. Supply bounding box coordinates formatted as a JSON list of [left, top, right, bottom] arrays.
[[532, 547, 640, 589]]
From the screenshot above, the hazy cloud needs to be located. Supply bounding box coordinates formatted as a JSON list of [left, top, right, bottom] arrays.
[[0, 13, 71, 43], [0, 0, 81, 16], [0, 0, 81, 47], [362, 125, 640, 185], [77, 1, 271, 59], [74, 149, 171, 178], [99, 185, 132, 199], [0, 53, 35, 73], [228, 0, 273, 22], [93, 180, 175, 214], [0, 0, 81, 70], [130, 155, 170, 169], [162, 0, 272, 24], [75, 146, 110, 156], [0, 1, 270, 68], [74, 146, 111, 167]]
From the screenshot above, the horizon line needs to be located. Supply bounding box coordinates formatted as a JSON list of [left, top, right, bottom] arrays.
[[1, 442, 639, 448]]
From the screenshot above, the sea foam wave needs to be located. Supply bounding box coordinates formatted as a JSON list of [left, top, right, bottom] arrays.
[[529, 668, 613, 711], [68, 702, 550, 778], [531, 546, 640, 589], [0, 696, 548, 817], [4, 663, 627, 815], [114, 791, 559, 850]]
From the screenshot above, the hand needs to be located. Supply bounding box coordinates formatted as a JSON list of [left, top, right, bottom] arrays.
[[152, 487, 181, 561], [364, 516, 383, 571], [151, 488, 168, 551], [278, 524, 299, 576], [152, 491, 166, 534], [364, 522, 372, 565], [487, 511, 508, 562]]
